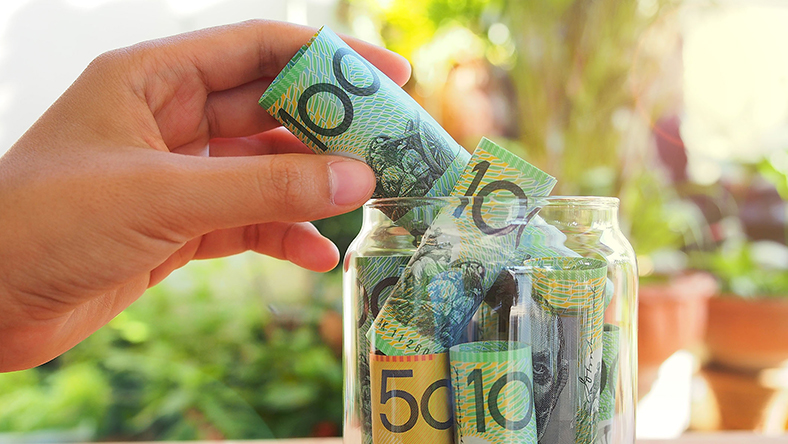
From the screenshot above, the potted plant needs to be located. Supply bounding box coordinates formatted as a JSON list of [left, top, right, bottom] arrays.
[[703, 239, 788, 370], [699, 239, 788, 431]]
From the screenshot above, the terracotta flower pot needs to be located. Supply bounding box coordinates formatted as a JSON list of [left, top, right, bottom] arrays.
[[638, 272, 716, 395], [702, 364, 788, 432], [639, 272, 716, 366], [705, 296, 788, 371]]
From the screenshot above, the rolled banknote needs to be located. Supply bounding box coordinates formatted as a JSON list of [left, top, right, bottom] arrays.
[[522, 257, 608, 444], [467, 200, 622, 343], [465, 216, 583, 343], [467, 270, 519, 342], [596, 324, 619, 444], [370, 138, 556, 356], [450, 341, 538, 444], [355, 254, 412, 444], [370, 352, 453, 444], [259, 26, 470, 201]]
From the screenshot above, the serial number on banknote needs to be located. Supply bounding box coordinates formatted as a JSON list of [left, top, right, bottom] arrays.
[[375, 324, 433, 355]]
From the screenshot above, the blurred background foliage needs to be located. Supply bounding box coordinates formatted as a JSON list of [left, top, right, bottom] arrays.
[[2, 0, 788, 440], [1, 253, 347, 440]]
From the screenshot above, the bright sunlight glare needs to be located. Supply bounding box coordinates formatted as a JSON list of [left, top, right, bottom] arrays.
[[682, 4, 788, 164]]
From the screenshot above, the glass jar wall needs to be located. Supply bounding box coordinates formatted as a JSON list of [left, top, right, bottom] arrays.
[[343, 197, 637, 444]]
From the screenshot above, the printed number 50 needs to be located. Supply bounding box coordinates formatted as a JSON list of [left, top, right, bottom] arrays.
[[379, 370, 452, 433]]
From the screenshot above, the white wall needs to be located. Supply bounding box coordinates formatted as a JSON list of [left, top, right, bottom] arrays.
[[0, 0, 341, 155]]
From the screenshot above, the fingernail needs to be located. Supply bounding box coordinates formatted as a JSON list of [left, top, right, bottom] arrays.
[[329, 160, 374, 206]]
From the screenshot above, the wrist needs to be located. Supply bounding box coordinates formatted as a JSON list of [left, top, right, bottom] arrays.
[[0, 287, 71, 372]]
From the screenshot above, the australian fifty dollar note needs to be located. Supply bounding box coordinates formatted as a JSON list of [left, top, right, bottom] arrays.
[[354, 254, 411, 444]]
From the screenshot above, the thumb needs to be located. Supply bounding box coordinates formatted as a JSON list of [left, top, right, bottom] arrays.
[[149, 153, 375, 239]]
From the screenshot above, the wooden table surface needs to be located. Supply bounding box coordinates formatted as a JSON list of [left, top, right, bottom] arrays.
[[100, 434, 788, 444]]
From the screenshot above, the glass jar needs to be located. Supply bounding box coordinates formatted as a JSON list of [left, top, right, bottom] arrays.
[[343, 197, 637, 444]]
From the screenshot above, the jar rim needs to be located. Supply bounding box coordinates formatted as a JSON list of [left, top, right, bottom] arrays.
[[365, 195, 619, 209]]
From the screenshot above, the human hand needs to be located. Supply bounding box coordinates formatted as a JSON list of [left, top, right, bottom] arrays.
[[0, 20, 411, 372]]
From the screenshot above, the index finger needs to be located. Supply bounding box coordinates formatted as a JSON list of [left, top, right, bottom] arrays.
[[148, 19, 412, 92]]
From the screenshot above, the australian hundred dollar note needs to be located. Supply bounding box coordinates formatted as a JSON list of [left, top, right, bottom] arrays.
[[370, 138, 557, 356], [259, 27, 470, 207]]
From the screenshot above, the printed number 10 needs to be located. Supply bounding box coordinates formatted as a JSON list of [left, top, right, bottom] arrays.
[[467, 369, 534, 432], [453, 160, 531, 238]]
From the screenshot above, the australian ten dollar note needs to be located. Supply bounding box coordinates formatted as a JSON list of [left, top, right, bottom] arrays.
[[370, 138, 557, 356], [450, 341, 538, 444]]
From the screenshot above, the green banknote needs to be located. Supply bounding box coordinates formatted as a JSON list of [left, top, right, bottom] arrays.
[[596, 324, 619, 444], [354, 255, 411, 444], [468, 215, 584, 343], [370, 138, 556, 356], [523, 257, 607, 444], [450, 341, 537, 444], [259, 27, 470, 200]]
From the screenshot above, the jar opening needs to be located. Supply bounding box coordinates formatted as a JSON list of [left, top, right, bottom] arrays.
[[364, 195, 619, 210]]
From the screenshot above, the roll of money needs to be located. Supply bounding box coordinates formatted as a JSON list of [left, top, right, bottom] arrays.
[[450, 341, 538, 444], [467, 270, 519, 342], [596, 324, 619, 444], [355, 255, 412, 444], [259, 26, 470, 202], [370, 352, 453, 444], [370, 139, 556, 356], [523, 257, 608, 444]]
